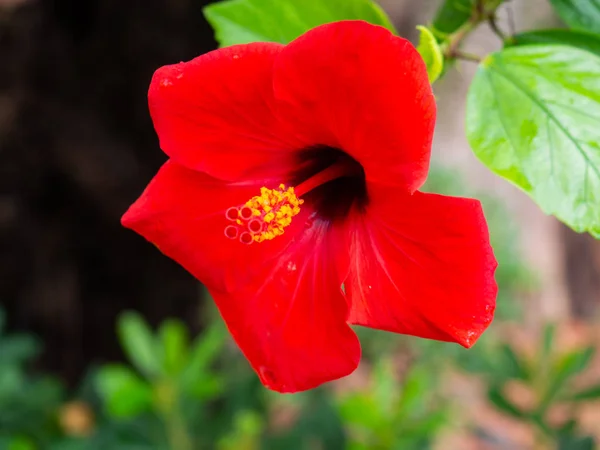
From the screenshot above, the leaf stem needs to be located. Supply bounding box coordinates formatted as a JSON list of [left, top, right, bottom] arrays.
[[488, 14, 508, 41], [156, 381, 194, 450], [441, 0, 507, 62], [453, 50, 483, 63]]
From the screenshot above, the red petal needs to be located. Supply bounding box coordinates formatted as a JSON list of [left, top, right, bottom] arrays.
[[121, 161, 311, 292], [273, 21, 436, 192], [344, 190, 497, 348], [149, 43, 303, 181], [209, 220, 360, 393]]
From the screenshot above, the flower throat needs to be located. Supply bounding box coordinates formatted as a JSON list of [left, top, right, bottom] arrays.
[[224, 146, 366, 244]]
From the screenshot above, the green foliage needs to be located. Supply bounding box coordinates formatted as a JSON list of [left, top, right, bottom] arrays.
[[558, 434, 596, 450], [159, 320, 190, 377], [466, 325, 599, 448], [337, 360, 448, 450], [431, 0, 474, 36], [466, 44, 600, 237], [538, 346, 596, 413], [203, 0, 396, 47], [416, 26, 444, 83], [0, 308, 65, 447], [548, 0, 600, 33], [486, 385, 527, 419], [512, 29, 600, 55], [118, 312, 162, 379], [568, 384, 600, 401], [95, 365, 153, 419]]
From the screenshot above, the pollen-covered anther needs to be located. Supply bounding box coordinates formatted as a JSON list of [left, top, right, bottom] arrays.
[[223, 184, 303, 244]]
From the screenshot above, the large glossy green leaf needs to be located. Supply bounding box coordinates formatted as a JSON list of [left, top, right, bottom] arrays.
[[466, 45, 600, 237], [512, 29, 600, 56], [203, 0, 396, 47], [548, 0, 600, 33]]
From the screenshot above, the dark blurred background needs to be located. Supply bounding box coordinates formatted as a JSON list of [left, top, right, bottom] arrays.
[[0, 0, 222, 385]]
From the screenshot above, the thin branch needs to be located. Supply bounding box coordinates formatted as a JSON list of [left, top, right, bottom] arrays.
[[488, 14, 509, 42], [453, 50, 483, 63], [441, 0, 506, 62]]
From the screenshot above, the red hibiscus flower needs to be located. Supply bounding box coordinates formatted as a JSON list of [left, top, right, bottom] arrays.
[[122, 20, 497, 393]]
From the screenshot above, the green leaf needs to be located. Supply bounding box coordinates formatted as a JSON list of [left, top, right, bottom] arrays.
[[568, 384, 600, 401], [179, 323, 226, 391], [512, 29, 600, 56], [499, 343, 530, 381], [466, 45, 600, 237], [432, 0, 474, 37], [117, 312, 160, 379], [558, 434, 596, 450], [7, 437, 36, 450], [416, 26, 444, 83], [158, 319, 189, 376], [203, 0, 397, 47], [0, 335, 40, 365], [487, 385, 528, 419], [541, 323, 557, 362], [186, 373, 224, 400], [95, 364, 153, 419], [554, 346, 595, 381], [548, 0, 600, 33], [539, 346, 596, 412], [337, 394, 383, 429]]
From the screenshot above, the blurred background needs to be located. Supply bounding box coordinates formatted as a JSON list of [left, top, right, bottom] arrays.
[[0, 0, 599, 449]]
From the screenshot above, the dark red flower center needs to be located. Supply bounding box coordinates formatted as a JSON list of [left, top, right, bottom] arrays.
[[294, 145, 368, 222], [224, 145, 366, 244]]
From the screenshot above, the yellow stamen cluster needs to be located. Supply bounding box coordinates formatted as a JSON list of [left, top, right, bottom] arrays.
[[244, 184, 303, 242], [225, 184, 303, 244]]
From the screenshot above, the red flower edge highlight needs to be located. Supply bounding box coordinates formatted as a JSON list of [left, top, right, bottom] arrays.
[[122, 21, 498, 393]]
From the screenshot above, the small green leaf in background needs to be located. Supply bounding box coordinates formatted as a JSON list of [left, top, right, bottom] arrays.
[[203, 0, 397, 47], [158, 319, 189, 376], [568, 384, 600, 402], [416, 25, 444, 83], [553, 346, 595, 384], [179, 323, 226, 392], [337, 394, 382, 430], [0, 335, 40, 366], [95, 364, 153, 419], [539, 346, 596, 412], [558, 434, 596, 450], [487, 385, 527, 419], [466, 45, 600, 237], [512, 29, 600, 56], [541, 323, 557, 362], [117, 312, 161, 379], [431, 0, 474, 37], [7, 436, 36, 450], [499, 343, 531, 381], [548, 0, 600, 34]]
